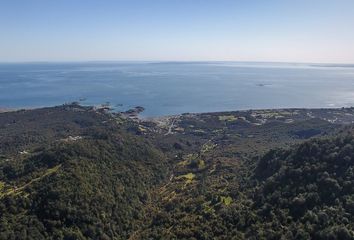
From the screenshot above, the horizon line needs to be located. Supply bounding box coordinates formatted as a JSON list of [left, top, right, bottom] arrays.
[[0, 60, 354, 66]]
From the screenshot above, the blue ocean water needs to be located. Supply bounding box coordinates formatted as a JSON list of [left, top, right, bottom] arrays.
[[1, 61, 354, 116]]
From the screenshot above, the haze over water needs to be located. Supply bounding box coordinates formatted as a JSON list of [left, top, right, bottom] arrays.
[[1, 62, 354, 117]]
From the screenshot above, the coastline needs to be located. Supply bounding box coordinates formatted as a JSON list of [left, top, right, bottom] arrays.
[[1, 103, 353, 120]]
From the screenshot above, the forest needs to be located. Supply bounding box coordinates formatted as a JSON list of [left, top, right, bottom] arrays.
[[0, 104, 354, 239]]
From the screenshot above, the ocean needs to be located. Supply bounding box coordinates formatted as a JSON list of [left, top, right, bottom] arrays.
[[1, 61, 354, 116]]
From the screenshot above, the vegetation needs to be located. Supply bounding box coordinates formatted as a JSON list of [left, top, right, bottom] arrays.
[[250, 132, 354, 239], [0, 104, 168, 239], [1, 104, 354, 239]]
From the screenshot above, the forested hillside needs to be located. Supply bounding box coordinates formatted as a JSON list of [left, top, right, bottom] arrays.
[[250, 131, 354, 239], [0, 105, 168, 239], [1, 105, 354, 239]]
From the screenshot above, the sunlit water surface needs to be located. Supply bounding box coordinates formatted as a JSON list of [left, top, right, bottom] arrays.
[[1, 62, 354, 116]]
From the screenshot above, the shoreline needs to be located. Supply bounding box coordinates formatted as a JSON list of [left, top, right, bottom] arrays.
[[0, 103, 352, 118]]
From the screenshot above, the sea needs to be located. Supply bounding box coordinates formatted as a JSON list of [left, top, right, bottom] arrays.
[[1, 61, 354, 117]]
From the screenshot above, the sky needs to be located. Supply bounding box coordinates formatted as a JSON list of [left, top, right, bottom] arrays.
[[1, 0, 354, 63]]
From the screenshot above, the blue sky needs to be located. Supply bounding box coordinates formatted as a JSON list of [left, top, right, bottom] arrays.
[[1, 0, 354, 63]]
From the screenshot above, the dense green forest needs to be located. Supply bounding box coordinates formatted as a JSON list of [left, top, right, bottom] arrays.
[[1, 104, 354, 239]]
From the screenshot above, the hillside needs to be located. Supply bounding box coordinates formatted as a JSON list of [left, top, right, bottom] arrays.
[[1, 105, 354, 239], [137, 129, 354, 239], [0, 105, 168, 239], [251, 132, 354, 239]]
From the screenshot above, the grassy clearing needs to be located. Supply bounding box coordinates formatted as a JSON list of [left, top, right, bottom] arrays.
[[179, 173, 195, 180], [218, 115, 237, 121], [176, 173, 196, 184], [178, 159, 190, 166], [198, 160, 206, 169], [220, 196, 233, 206]]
